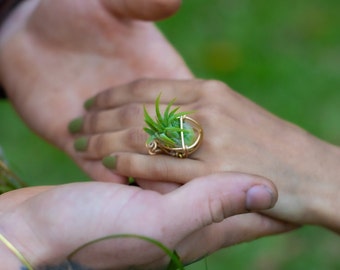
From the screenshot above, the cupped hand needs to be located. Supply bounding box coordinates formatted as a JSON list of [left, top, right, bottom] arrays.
[[0, 0, 191, 183], [70, 79, 340, 232], [0, 173, 290, 269]]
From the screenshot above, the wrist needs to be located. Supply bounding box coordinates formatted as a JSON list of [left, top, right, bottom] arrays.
[[266, 125, 340, 233], [304, 139, 340, 232]]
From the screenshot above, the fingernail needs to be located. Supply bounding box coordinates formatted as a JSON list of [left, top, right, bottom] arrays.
[[102, 156, 116, 169], [74, 137, 89, 151], [84, 97, 95, 110], [246, 185, 276, 211], [68, 117, 84, 134]]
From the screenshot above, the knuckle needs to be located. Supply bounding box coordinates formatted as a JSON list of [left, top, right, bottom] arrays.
[[118, 104, 143, 126], [124, 128, 148, 149], [208, 196, 230, 223], [85, 112, 99, 133], [199, 80, 237, 105], [97, 88, 115, 108], [201, 79, 229, 95], [90, 134, 110, 158], [115, 154, 133, 175], [207, 103, 226, 116], [194, 103, 225, 123], [129, 78, 152, 97], [151, 158, 171, 180]]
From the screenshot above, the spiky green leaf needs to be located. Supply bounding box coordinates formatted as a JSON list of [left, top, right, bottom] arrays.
[[164, 98, 176, 126], [155, 93, 165, 127], [143, 93, 197, 149], [143, 127, 157, 136], [157, 133, 177, 147], [144, 106, 161, 131]]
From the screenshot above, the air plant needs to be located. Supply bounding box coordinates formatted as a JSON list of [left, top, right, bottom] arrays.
[[144, 94, 202, 158]]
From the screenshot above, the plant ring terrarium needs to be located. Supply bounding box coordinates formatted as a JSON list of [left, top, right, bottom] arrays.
[[143, 94, 203, 158]]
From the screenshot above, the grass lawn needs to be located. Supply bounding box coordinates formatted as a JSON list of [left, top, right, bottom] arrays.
[[1, 0, 340, 269]]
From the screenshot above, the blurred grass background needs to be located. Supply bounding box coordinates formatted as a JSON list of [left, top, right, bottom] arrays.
[[0, 0, 340, 269]]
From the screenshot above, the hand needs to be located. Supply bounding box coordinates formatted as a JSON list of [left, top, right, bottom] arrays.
[[0, 0, 191, 183], [70, 79, 340, 232], [0, 173, 289, 269]]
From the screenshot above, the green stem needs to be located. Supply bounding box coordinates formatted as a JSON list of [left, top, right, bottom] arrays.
[[67, 234, 185, 270]]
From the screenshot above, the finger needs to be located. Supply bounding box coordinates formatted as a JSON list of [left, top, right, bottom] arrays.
[[163, 172, 278, 236], [101, 0, 182, 21], [125, 172, 280, 268], [73, 128, 149, 159], [70, 105, 144, 135], [85, 79, 202, 111], [69, 151, 128, 183], [176, 213, 295, 264], [103, 153, 209, 183], [217, 214, 296, 248], [170, 172, 277, 221], [71, 102, 193, 135]]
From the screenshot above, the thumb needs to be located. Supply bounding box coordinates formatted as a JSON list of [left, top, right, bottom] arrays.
[[166, 172, 277, 229], [101, 0, 182, 21]]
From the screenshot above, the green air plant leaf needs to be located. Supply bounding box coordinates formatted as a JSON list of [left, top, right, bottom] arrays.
[[144, 94, 195, 148]]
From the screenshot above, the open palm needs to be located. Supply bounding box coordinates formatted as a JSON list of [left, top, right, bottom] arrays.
[[0, 172, 288, 269], [0, 0, 191, 182]]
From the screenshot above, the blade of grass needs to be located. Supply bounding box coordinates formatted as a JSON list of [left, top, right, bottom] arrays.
[[167, 250, 183, 270], [0, 160, 27, 194], [67, 234, 185, 270]]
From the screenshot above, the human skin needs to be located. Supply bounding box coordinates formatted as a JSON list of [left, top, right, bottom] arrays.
[[70, 79, 340, 233], [0, 2, 294, 266], [0, 173, 288, 269], [0, 0, 192, 183]]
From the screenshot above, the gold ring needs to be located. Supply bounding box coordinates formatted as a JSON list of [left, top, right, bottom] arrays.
[[145, 115, 203, 158]]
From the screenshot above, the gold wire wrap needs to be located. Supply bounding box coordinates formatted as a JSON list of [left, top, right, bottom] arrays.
[[146, 115, 203, 158], [0, 232, 34, 270]]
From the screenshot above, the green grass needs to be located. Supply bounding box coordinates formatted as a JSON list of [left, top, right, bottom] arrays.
[[1, 0, 340, 269], [0, 101, 89, 185]]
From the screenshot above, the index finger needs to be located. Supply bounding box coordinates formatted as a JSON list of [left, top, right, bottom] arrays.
[[84, 79, 203, 111]]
